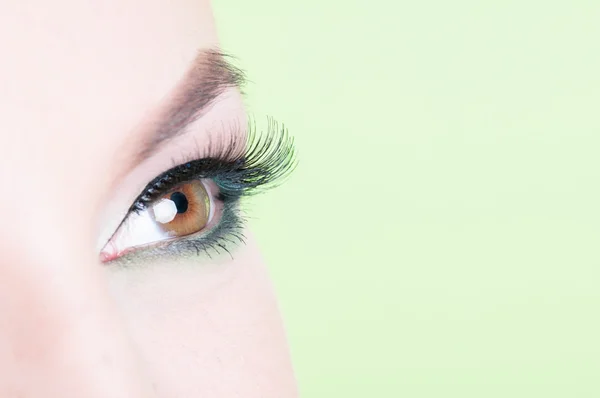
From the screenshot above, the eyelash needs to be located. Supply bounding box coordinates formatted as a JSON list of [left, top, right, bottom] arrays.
[[119, 118, 296, 261]]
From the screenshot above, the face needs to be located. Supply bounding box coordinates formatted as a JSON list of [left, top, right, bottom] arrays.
[[0, 1, 297, 397]]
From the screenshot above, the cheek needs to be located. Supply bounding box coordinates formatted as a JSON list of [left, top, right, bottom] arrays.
[[106, 235, 297, 397]]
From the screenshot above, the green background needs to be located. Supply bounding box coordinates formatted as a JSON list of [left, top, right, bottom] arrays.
[[214, 1, 600, 396]]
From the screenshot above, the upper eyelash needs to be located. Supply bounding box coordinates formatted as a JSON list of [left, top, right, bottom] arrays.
[[129, 117, 297, 213]]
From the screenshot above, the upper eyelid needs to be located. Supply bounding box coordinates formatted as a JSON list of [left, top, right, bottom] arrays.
[[128, 118, 296, 215], [134, 50, 246, 165], [130, 157, 243, 213], [100, 118, 247, 252]]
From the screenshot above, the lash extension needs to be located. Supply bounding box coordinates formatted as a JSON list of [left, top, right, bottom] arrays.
[[130, 117, 297, 213]]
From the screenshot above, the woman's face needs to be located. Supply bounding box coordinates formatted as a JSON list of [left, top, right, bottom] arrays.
[[0, 1, 296, 396]]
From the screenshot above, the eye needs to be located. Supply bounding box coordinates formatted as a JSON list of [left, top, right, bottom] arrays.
[[100, 179, 216, 262], [99, 120, 296, 264]]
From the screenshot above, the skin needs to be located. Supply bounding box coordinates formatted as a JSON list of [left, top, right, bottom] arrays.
[[0, 1, 297, 397]]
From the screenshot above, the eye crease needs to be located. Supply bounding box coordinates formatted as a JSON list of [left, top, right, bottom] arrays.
[[100, 120, 296, 264]]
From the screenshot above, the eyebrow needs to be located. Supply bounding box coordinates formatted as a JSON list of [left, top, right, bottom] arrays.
[[136, 49, 246, 162]]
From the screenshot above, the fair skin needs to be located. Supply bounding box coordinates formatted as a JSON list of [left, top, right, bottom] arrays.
[[0, 1, 296, 397]]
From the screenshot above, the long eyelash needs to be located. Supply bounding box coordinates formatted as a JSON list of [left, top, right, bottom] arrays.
[[130, 117, 297, 213]]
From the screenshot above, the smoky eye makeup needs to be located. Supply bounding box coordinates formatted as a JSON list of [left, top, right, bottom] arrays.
[[100, 119, 296, 264]]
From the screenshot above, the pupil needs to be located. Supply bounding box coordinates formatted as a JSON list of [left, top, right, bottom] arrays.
[[170, 191, 188, 214]]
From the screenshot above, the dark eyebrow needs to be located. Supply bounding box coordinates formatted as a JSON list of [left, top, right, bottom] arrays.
[[136, 49, 246, 162]]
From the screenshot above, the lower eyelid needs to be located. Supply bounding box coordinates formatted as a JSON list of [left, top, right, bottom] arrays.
[[101, 178, 229, 263], [159, 180, 245, 258], [117, 192, 244, 264]]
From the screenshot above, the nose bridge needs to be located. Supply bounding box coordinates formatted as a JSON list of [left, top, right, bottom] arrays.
[[0, 110, 108, 267], [0, 5, 160, 395], [0, 244, 152, 397], [0, 247, 82, 381], [0, 201, 151, 396]]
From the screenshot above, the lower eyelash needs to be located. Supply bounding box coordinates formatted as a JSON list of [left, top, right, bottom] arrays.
[[158, 199, 247, 260]]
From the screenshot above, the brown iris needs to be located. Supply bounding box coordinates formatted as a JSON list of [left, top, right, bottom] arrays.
[[149, 180, 211, 237]]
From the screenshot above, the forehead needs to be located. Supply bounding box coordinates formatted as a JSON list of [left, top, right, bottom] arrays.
[[0, 0, 216, 163], [0, 1, 220, 220]]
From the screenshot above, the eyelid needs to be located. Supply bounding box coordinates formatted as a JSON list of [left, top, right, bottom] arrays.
[[129, 158, 239, 213], [105, 188, 245, 265], [96, 88, 247, 251], [128, 117, 295, 214]]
